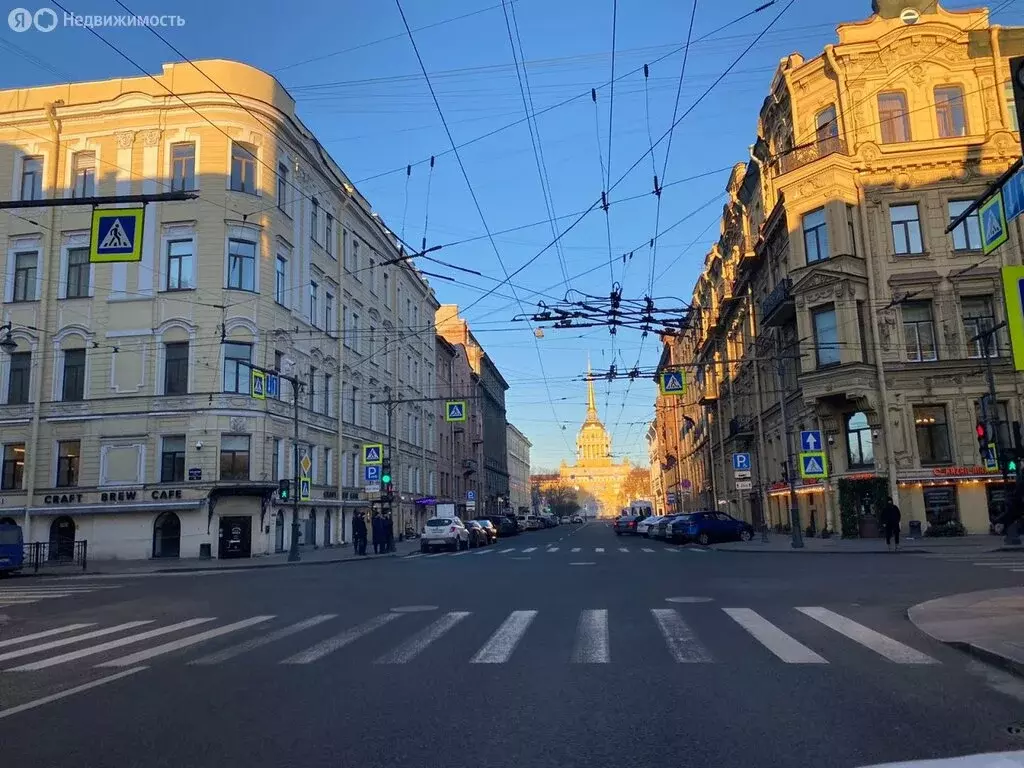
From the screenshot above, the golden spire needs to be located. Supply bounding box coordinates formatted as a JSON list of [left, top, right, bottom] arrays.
[[587, 356, 598, 420]]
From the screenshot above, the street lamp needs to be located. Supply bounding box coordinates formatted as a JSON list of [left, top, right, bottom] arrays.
[[0, 323, 17, 354]]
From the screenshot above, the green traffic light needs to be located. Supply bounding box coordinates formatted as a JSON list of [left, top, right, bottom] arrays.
[[381, 473, 392, 484]]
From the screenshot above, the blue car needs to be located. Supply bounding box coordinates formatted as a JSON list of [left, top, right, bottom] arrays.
[[668, 512, 754, 546], [0, 522, 24, 575]]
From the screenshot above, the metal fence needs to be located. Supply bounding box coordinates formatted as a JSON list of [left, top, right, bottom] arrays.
[[23, 540, 88, 572]]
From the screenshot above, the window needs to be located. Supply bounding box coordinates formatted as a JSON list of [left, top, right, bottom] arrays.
[[230, 142, 257, 194], [935, 85, 968, 138], [890, 204, 924, 255], [1006, 81, 1019, 132], [812, 305, 840, 367], [65, 247, 90, 298], [914, 405, 951, 465], [351, 313, 360, 354], [383, 271, 390, 307], [13, 251, 38, 302], [309, 366, 317, 411], [275, 256, 287, 305], [325, 213, 334, 257], [274, 350, 284, 373], [164, 342, 189, 395], [846, 412, 874, 468], [1, 443, 24, 490], [56, 440, 80, 487], [272, 438, 281, 482], [277, 162, 288, 211], [903, 301, 937, 362], [962, 296, 997, 358], [223, 342, 252, 393], [352, 239, 360, 273], [219, 435, 251, 480], [72, 152, 95, 198], [369, 259, 377, 294], [350, 386, 359, 426], [325, 292, 335, 335], [8, 351, 30, 405], [948, 200, 982, 251], [310, 281, 319, 327], [325, 447, 333, 485], [62, 349, 86, 401], [171, 143, 195, 192], [802, 208, 829, 263], [227, 238, 256, 291], [166, 240, 194, 291], [160, 436, 186, 482], [846, 204, 857, 257], [20, 156, 42, 201], [815, 105, 838, 145], [878, 92, 910, 143], [310, 197, 319, 243], [323, 373, 332, 416], [384, 337, 392, 372]]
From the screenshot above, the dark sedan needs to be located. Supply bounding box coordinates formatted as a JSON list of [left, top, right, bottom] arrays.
[[475, 519, 499, 544], [668, 511, 754, 545], [613, 515, 643, 535], [487, 515, 519, 536]]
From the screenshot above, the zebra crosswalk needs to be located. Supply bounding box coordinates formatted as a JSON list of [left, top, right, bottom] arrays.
[[404, 544, 706, 559], [0, 605, 941, 673], [921, 551, 1024, 573], [0, 583, 119, 607]]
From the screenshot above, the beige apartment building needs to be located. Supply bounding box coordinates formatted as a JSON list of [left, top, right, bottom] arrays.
[[653, 1, 1024, 537], [0, 60, 438, 560], [506, 423, 532, 514]]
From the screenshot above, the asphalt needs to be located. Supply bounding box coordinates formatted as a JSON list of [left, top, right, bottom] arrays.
[[2, 521, 1024, 768]]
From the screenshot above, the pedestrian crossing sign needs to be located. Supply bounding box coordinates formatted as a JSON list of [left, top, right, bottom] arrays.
[[980, 191, 1009, 255], [985, 442, 999, 473], [445, 401, 467, 422], [799, 451, 828, 480], [363, 443, 383, 465], [299, 476, 311, 501], [250, 369, 266, 400], [90, 207, 144, 263], [658, 370, 686, 395]]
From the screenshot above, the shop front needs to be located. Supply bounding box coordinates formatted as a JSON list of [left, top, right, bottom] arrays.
[[765, 479, 832, 534], [897, 464, 1006, 535]]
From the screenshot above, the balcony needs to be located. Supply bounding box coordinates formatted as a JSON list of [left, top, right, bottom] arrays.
[[777, 136, 848, 176], [461, 459, 478, 475], [759, 278, 794, 327]]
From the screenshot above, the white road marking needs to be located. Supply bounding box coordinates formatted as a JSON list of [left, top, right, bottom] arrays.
[[687, 547, 709, 553], [0, 666, 148, 721], [375, 611, 470, 664], [651, 609, 712, 662], [522, 547, 537, 553], [472, 548, 494, 556], [282, 613, 400, 664], [471, 611, 537, 664], [797, 607, 937, 664], [571, 547, 581, 553], [724, 608, 827, 664], [619, 547, 629, 553], [572, 609, 610, 664], [0, 599, 47, 606], [0, 621, 154, 663], [425, 552, 449, 558], [190, 615, 337, 665], [642, 548, 655, 553], [0, 623, 96, 649], [595, 547, 605, 553], [499, 548, 516, 553], [97, 616, 275, 668], [8, 619, 216, 671], [0, 592, 75, 599], [547, 548, 559, 553], [405, 553, 424, 559]]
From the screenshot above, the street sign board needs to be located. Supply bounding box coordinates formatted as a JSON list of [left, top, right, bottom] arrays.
[[981, 190, 1009, 255], [365, 484, 380, 495], [658, 370, 686, 395], [466, 500, 477, 510], [188, 467, 202, 481], [734, 470, 751, 479], [800, 430, 822, 452], [365, 465, 381, 483], [445, 401, 467, 422], [90, 207, 144, 263], [267, 374, 279, 399], [250, 369, 266, 400], [680, 479, 692, 489], [732, 453, 751, 472], [300, 453, 312, 476], [363, 444, 383, 465], [735, 479, 753, 491], [299, 476, 311, 501], [1005, 168, 1024, 223], [799, 451, 829, 480], [467, 490, 476, 501], [984, 443, 999, 473], [1002, 266, 1024, 371]]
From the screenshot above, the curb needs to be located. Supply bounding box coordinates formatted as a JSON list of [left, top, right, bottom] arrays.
[[944, 639, 1024, 679], [711, 546, 931, 555]]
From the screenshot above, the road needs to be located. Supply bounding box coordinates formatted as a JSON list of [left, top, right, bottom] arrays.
[[2, 521, 1024, 767]]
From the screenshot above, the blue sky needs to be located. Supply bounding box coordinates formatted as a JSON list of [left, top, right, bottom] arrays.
[[3, 0, 1022, 470]]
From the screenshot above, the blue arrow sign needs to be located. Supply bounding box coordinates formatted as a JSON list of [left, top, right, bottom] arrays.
[[267, 374, 279, 399], [365, 465, 381, 483], [800, 430, 822, 452], [732, 453, 751, 471]]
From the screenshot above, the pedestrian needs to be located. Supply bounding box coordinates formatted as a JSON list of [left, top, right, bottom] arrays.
[[352, 513, 367, 556], [385, 514, 395, 553], [372, 513, 383, 554], [879, 496, 901, 551]]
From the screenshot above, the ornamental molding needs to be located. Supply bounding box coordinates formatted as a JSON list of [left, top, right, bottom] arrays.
[[114, 131, 135, 149]]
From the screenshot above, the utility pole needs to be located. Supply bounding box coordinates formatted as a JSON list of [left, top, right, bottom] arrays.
[[290, 376, 301, 562], [775, 332, 804, 549]]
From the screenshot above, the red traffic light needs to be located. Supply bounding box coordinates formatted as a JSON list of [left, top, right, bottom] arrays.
[[977, 423, 987, 439]]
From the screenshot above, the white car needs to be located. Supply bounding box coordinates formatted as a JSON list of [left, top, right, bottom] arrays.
[[420, 517, 470, 553], [635, 515, 660, 537]]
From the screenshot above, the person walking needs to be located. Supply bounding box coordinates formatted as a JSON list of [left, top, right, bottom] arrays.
[[371, 513, 383, 554], [880, 496, 902, 551], [384, 514, 395, 553], [352, 513, 367, 556]]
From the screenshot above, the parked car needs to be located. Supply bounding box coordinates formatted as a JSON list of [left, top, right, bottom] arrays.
[[487, 515, 518, 536], [636, 515, 660, 537], [420, 517, 470, 553], [466, 521, 490, 548], [475, 519, 498, 544], [651, 514, 684, 541], [613, 515, 643, 535], [668, 511, 754, 545], [570, 515, 584, 524], [525, 516, 544, 530]]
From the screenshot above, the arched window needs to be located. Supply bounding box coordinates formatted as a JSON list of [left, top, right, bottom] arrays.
[[49, 516, 75, 560], [153, 511, 181, 558], [846, 412, 874, 468]]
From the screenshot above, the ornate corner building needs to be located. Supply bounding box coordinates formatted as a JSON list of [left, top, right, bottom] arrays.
[[651, 1, 1024, 536]]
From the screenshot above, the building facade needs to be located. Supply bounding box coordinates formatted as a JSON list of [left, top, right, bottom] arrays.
[[652, 1, 1024, 536], [435, 333, 483, 518], [0, 60, 439, 559], [506, 423, 532, 514]]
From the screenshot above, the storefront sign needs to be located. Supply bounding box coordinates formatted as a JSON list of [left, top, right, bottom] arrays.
[[43, 493, 84, 505], [43, 488, 187, 506], [322, 490, 338, 500], [931, 465, 990, 477], [188, 467, 202, 481], [767, 479, 822, 492]]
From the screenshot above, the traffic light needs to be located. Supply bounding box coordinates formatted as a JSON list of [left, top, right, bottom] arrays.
[[977, 423, 989, 459], [278, 478, 290, 500], [381, 458, 392, 486]]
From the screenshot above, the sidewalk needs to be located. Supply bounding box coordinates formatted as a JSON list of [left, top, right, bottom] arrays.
[[712, 534, 1021, 555], [908, 588, 1024, 677], [17, 538, 421, 577]]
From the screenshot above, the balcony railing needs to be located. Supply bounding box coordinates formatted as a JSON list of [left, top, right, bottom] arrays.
[[778, 136, 847, 175], [759, 277, 794, 326], [461, 459, 478, 474]]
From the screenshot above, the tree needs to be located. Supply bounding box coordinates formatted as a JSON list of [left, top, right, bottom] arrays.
[[621, 466, 653, 503], [543, 482, 581, 518]]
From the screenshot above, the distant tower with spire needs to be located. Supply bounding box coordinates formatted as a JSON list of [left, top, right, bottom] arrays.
[[576, 360, 612, 465]]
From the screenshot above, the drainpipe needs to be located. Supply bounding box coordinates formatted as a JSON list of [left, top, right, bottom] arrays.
[[855, 177, 898, 503], [24, 101, 63, 538]]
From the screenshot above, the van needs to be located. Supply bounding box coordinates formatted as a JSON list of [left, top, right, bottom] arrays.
[[0, 522, 24, 575]]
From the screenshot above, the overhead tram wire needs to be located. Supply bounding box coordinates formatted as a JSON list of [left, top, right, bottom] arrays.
[[455, 0, 795, 316], [353, 0, 778, 185], [394, 0, 573, 453]]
